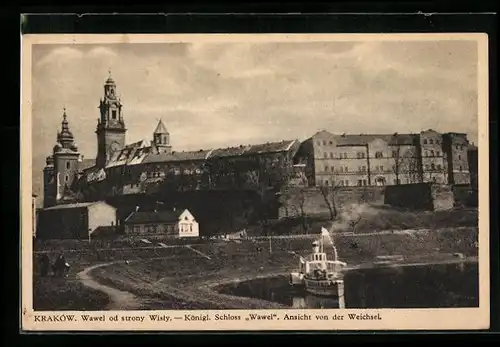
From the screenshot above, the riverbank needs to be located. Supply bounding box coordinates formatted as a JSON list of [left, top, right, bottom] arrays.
[[32, 226, 478, 310], [88, 251, 478, 310]]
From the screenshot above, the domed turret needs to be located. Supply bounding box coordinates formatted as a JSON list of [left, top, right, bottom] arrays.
[[45, 155, 54, 166], [53, 142, 62, 153]]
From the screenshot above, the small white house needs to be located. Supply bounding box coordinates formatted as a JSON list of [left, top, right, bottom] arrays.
[[124, 208, 199, 238]]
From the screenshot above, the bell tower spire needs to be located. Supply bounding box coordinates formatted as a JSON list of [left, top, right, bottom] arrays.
[[96, 71, 127, 168], [152, 118, 172, 154]]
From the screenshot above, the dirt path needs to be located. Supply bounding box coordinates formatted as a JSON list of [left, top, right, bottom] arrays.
[[77, 262, 143, 310]]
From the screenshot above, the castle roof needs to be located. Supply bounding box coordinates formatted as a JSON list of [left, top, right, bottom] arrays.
[[153, 119, 168, 134], [143, 149, 211, 164], [335, 133, 417, 146]]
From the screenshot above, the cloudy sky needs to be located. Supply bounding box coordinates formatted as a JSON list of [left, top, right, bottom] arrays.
[[31, 39, 479, 196]]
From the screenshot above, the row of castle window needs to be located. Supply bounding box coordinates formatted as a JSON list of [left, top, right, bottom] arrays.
[[423, 139, 440, 145], [322, 150, 442, 159], [317, 139, 444, 146]]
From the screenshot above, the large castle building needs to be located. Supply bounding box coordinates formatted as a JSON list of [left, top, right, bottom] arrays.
[[42, 73, 476, 208], [298, 129, 472, 188], [42, 74, 304, 207]]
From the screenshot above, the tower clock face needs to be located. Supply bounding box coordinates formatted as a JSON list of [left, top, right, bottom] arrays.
[[110, 142, 121, 154]]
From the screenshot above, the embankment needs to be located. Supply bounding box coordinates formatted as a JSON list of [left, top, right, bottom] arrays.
[[86, 227, 478, 309]]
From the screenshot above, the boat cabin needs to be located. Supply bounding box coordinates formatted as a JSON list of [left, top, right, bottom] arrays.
[[300, 240, 344, 275]]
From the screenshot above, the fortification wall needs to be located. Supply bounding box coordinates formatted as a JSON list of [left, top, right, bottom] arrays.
[[279, 186, 385, 218]]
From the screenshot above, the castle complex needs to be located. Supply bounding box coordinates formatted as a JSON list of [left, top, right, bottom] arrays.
[[42, 73, 474, 208]]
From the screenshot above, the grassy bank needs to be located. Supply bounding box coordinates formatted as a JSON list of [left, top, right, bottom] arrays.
[[33, 276, 110, 311], [255, 206, 478, 236]]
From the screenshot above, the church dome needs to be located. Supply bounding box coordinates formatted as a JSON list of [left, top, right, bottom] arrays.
[[53, 142, 62, 152], [71, 143, 79, 152]]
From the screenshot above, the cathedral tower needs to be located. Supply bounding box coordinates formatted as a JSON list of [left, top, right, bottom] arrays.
[[152, 119, 172, 154], [96, 71, 126, 167], [45, 108, 80, 206]]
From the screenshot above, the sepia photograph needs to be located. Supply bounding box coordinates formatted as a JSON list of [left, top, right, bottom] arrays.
[[21, 33, 489, 331]]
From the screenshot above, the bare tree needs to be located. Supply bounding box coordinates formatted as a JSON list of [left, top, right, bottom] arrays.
[[347, 215, 363, 233], [319, 175, 342, 221], [391, 145, 404, 185], [403, 152, 420, 184]]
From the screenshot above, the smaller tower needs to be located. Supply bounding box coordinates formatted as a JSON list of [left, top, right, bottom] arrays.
[[152, 119, 172, 154], [43, 155, 55, 207], [52, 108, 80, 204]]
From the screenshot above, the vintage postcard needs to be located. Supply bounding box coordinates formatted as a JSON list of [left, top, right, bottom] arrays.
[[21, 33, 490, 331]]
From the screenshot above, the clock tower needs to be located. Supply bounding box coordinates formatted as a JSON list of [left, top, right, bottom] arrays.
[[96, 70, 127, 168]]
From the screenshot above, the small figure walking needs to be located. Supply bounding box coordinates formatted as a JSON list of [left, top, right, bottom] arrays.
[[52, 253, 70, 278], [39, 254, 50, 277]]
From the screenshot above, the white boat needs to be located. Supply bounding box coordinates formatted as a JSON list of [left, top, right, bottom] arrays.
[[289, 228, 347, 297]]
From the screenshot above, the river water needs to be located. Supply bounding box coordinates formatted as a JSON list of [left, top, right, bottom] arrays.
[[217, 263, 479, 308]]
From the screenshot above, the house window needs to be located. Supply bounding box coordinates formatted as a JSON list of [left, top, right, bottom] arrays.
[[343, 153, 348, 159], [329, 152, 333, 158], [459, 166, 462, 171], [437, 164, 442, 170], [431, 150, 434, 156], [375, 151, 383, 158], [423, 139, 428, 144], [392, 150, 397, 157], [379, 165, 383, 172], [429, 139, 434, 144], [425, 150, 429, 157], [432, 177, 437, 183], [323, 140, 326, 146], [425, 165, 429, 170], [436, 151, 440, 156], [331, 166, 335, 172], [363, 179, 368, 186], [324, 152, 328, 159], [344, 166, 348, 172], [317, 141, 321, 146], [357, 180, 363, 186], [431, 163, 435, 170], [458, 155, 461, 160], [456, 145, 459, 149], [65, 175, 69, 182], [190, 224, 193, 232], [112, 110, 117, 119], [324, 180, 329, 186], [339, 167, 343, 173], [325, 166, 329, 172], [66, 162, 70, 169], [134, 225, 141, 233], [362, 166, 366, 172]]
